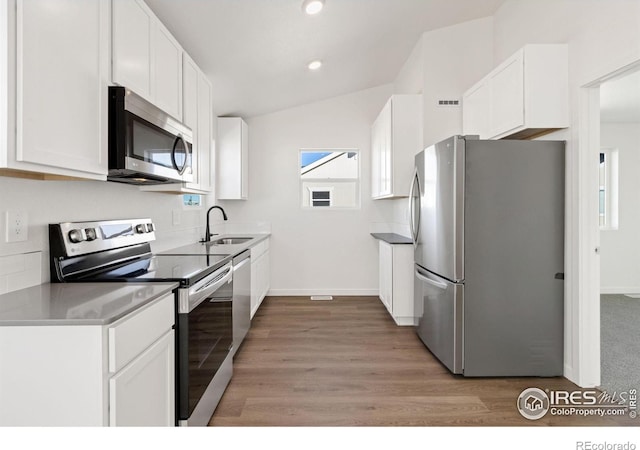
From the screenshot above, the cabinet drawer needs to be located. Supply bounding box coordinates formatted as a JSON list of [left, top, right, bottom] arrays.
[[108, 293, 174, 373]]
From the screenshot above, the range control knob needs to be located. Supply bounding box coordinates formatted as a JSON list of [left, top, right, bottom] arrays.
[[68, 229, 86, 243], [135, 224, 146, 234], [84, 228, 97, 241], [146, 223, 154, 232]]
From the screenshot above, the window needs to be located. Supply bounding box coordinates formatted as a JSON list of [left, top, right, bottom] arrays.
[[183, 194, 202, 208], [300, 150, 359, 209], [599, 148, 619, 230]]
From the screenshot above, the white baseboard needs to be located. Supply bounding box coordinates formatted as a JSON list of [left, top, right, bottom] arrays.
[[266, 289, 379, 297], [600, 287, 640, 294]]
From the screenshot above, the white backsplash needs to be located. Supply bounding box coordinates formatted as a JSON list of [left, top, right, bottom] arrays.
[[0, 252, 41, 295], [0, 176, 214, 292]]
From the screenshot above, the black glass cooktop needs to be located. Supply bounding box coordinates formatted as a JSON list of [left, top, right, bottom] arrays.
[[84, 254, 230, 286]]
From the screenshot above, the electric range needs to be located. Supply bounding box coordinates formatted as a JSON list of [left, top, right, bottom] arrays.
[[49, 218, 234, 426]]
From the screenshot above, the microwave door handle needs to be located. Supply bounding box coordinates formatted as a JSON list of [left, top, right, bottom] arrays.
[[171, 135, 188, 175]]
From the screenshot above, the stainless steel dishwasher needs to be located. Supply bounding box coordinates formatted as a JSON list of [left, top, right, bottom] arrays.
[[232, 250, 251, 356]]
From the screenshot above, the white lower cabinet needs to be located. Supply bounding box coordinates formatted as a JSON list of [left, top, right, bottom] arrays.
[[0, 293, 175, 426], [109, 331, 174, 426], [378, 241, 414, 326], [250, 238, 270, 319]]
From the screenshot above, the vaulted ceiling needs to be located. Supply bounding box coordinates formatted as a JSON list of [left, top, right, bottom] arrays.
[[146, 0, 506, 118]]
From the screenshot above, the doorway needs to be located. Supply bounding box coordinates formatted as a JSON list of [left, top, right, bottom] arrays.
[[598, 68, 640, 394]]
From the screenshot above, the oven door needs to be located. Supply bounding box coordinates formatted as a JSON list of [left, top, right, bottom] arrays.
[[177, 263, 233, 422]]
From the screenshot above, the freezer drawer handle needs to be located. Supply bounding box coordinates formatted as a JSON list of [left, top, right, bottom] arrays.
[[415, 269, 448, 290]]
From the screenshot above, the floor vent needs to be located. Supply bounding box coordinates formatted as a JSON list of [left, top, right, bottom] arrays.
[[311, 295, 333, 301]]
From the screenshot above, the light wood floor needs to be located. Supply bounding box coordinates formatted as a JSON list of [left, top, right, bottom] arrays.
[[210, 296, 636, 426]]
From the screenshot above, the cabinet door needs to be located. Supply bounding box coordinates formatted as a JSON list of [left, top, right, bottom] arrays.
[[250, 257, 259, 319], [217, 117, 248, 199], [109, 330, 175, 427], [197, 72, 213, 192], [153, 22, 182, 120], [16, 0, 108, 176], [183, 55, 200, 189], [462, 81, 490, 139], [379, 241, 393, 313], [112, 0, 153, 100], [241, 121, 249, 199], [259, 249, 270, 301], [370, 116, 381, 198], [379, 101, 392, 197], [489, 51, 524, 137]]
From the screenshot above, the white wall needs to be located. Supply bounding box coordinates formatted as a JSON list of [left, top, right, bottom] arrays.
[[600, 123, 640, 293], [218, 84, 395, 296], [388, 17, 495, 234], [0, 176, 207, 294]]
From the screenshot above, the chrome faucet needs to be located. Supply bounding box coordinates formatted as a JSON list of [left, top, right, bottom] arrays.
[[203, 206, 228, 242]]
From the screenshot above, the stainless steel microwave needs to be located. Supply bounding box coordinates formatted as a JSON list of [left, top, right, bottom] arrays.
[[108, 86, 193, 185]]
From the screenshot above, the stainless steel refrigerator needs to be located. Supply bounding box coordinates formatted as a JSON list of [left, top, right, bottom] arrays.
[[410, 135, 565, 376]]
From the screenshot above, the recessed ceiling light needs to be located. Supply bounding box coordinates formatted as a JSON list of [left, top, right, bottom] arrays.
[[302, 0, 324, 15], [308, 60, 322, 71]]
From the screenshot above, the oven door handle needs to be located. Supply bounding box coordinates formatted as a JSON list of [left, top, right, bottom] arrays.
[[187, 264, 232, 313]]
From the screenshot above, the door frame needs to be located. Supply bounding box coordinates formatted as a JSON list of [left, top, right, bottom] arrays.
[[573, 58, 640, 388]]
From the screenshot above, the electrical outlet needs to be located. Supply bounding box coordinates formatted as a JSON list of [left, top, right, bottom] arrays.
[[6, 211, 28, 243]]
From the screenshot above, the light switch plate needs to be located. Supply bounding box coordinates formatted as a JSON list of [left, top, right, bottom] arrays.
[[172, 209, 181, 226], [6, 211, 28, 242]]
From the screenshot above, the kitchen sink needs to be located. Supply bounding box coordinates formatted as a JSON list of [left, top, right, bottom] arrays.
[[206, 237, 253, 245]]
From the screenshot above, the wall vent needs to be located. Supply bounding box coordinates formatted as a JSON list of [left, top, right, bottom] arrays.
[[311, 295, 333, 301], [437, 100, 460, 107]]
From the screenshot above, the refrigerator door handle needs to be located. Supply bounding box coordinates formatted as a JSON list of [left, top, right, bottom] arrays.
[[409, 168, 421, 247], [415, 267, 448, 290]]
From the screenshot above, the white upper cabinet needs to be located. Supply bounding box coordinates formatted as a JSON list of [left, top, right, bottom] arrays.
[[1, 0, 109, 180], [111, 0, 153, 99], [462, 81, 490, 139], [463, 44, 569, 140], [217, 117, 248, 200], [371, 95, 422, 199], [196, 71, 213, 193], [112, 0, 183, 121], [153, 22, 182, 120], [141, 55, 213, 195]]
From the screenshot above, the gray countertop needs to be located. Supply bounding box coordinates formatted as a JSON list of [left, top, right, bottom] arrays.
[[0, 282, 178, 326], [159, 233, 270, 256], [370, 233, 413, 244], [0, 234, 270, 327]]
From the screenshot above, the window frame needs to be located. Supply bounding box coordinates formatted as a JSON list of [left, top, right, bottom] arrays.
[[599, 147, 619, 231], [299, 148, 361, 210]]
